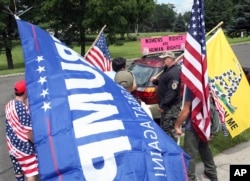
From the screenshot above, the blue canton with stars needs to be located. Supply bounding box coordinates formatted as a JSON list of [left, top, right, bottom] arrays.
[[35, 55, 51, 112], [188, 0, 206, 55], [95, 32, 111, 61]]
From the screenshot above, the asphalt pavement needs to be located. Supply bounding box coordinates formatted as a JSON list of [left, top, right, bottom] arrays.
[[0, 43, 250, 180]]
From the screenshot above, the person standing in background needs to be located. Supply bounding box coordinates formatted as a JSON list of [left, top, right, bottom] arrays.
[[175, 87, 218, 181], [112, 57, 137, 92], [105, 57, 127, 80], [112, 57, 127, 72], [151, 51, 181, 141], [5, 80, 39, 181]]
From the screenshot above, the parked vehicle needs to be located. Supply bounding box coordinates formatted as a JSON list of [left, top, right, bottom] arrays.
[[128, 50, 184, 120], [243, 67, 250, 84]]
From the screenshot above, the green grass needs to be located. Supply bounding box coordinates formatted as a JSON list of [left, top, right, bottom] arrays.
[[0, 45, 25, 74], [72, 40, 142, 59], [178, 128, 250, 157], [210, 128, 250, 156], [1, 32, 250, 75], [226, 35, 250, 44]]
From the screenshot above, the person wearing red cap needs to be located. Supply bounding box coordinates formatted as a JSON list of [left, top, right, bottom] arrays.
[[5, 80, 39, 181]]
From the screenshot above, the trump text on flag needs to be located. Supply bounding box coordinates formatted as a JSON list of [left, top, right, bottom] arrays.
[[44, 37, 169, 179]]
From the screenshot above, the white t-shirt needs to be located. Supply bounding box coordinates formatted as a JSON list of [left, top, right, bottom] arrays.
[[140, 101, 153, 119], [104, 71, 116, 80]]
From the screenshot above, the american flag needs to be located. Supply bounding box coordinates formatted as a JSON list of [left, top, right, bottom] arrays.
[[210, 86, 229, 137], [5, 100, 33, 157], [85, 32, 112, 71], [5, 100, 39, 176], [181, 0, 211, 141]]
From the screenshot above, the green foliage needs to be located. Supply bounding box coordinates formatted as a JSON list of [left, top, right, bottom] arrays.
[[209, 128, 250, 156], [226, 0, 250, 38], [150, 4, 176, 32], [173, 14, 186, 32], [0, 44, 24, 71], [178, 128, 250, 157], [84, 0, 155, 44], [204, 0, 233, 32], [182, 11, 191, 26]]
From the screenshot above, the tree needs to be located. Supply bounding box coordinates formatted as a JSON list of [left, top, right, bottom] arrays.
[[0, 0, 48, 69], [133, 0, 156, 38], [204, 0, 233, 32], [182, 11, 191, 28], [31, 0, 86, 55], [150, 4, 176, 32], [0, 1, 17, 69], [227, 0, 250, 37], [173, 13, 186, 32], [84, 0, 155, 44], [25, 0, 155, 54]]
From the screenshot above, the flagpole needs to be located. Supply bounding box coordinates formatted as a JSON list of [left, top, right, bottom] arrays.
[[205, 21, 224, 37], [84, 24, 107, 58], [153, 21, 224, 79]]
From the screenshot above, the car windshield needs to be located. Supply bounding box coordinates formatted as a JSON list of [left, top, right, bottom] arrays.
[[129, 64, 160, 87]]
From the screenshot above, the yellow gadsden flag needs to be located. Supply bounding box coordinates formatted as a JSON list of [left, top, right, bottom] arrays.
[[206, 28, 250, 138]]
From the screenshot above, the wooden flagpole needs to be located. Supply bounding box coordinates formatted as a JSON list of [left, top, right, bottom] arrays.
[[154, 21, 224, 79], [205, 21, 224, 37], [84, 24, 107, 58]]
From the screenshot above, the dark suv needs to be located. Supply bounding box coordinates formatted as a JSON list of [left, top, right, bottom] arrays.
[[128, 51, 184, 119]]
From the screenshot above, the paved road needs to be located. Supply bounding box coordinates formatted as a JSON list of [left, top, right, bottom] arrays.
[[195, 140, 250, 181], [232, 43, 250, 67], [0, 43, 249, 180]]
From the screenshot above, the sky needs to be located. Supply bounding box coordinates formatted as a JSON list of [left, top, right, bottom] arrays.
[[157, 0, 193, 14]]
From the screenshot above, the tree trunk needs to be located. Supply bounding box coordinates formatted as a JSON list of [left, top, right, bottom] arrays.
[[3, 32, 14, 69], [80, 0, 86, 56], [5, 46, 14, 69], [80, 27, 86, 56], [5, 11, 14, 69]]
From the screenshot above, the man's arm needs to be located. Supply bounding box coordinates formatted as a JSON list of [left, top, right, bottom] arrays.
[[26, 131, 34, 142], [174, 100, 191, 135], [150, 77, 159, 86]]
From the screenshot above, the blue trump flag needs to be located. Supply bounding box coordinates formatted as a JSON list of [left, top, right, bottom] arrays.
[[15, 16, 189, 181]]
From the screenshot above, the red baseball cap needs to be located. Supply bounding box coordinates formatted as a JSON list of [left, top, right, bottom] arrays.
[[14, 80, 26, 94]]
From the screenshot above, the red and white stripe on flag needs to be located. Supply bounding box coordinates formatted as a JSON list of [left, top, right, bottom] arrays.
[[85, 46, 111, 71], [210, 88, 225, 124], [85, 32, 112, 72], [181, 0, 211, 141]]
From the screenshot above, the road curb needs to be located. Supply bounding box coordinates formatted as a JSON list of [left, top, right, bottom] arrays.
[[0, 72, 24, 78]]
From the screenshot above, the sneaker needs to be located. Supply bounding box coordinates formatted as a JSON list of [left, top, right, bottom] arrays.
[[204, 171, 218, 181]]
